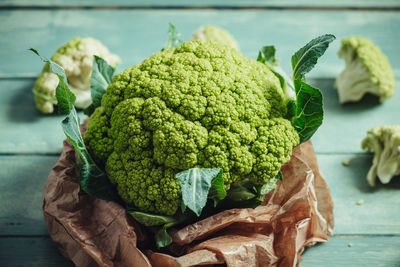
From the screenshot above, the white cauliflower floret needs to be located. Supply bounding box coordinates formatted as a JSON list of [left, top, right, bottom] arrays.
[[191, 25, 239, 50], [335, 36, 395, 104], [33, 37, 120, 114], [361, 125, 400, 186]]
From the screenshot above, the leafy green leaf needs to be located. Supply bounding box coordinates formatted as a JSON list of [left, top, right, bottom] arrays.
[[29, 48, 75, 114], [128, 210, 178, 227], [31, 49, 119, 202], [288, 79, 324, 143], [291, 34, 335, 80], [29, 48, 69, 87], [227, 186, 257, 202], [84, 56, 115, 116], [155, 226, 173, 248], [55, 75, 76, 115], [259, 176, 279, 195], [257, 46, 293, 91], [90, 56, 115, 108], [163, 23, 183, 50], [208, 170, 226, 207], [176, 168, 224, 216], [257, 46, 277, 65]]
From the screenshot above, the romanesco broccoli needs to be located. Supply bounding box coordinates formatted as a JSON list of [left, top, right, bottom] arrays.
[[84, 40, 299, 215], [362, 125, 400, 186], [335, 36, 395, 103], [33, 37, 120, 113]]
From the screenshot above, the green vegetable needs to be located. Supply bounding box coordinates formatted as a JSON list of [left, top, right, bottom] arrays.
[[32, 37, 120, 114], [191, 25, 239, 50], [361, 125, 400, 186], [335, 36, 395, 103], [31, 25, 334, 249], [85, 39, 301, 217]]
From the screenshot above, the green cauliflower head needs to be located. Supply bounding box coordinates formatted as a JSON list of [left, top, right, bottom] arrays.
[[335, 36, 395, 104], [362, 125, 400, 186], [84, 40, 299, 215], [191, 25, 239, 50], [33, 37, 120, 113]]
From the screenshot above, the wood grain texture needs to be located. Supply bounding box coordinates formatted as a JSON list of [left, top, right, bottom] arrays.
[[301, 236, 400, 267], [1, 78, 398, 154], [0, 236, 398, 266], [311, 78, 400, 153], [1, 0, 400, 8], [0, 237, 74, 267], [0, 79, 83, 154], [0, 10, 399, 78], [1, 154, 399, 237]]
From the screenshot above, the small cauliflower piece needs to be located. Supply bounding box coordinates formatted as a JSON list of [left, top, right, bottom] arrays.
[[361, 125, 400, 186], [191, 25, 239, 50], [335, 36, 395, 103], [84, 40, 299, 215], [33, 37, 120, 113]]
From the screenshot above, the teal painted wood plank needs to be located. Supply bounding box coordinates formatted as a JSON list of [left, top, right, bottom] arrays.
[[301, 236, 400, 267], [311, 78, 400, 153], [1, 78, 399, 154], [1, 154, 399, 236], [317, 153, 400, 235], [0, 10, 399, 78], [0, 79, 86, 154], [0, 155, 59, 235], [1, 0, 400, 8], [0, 236, 398, 266], [0, 237, 74, 267]]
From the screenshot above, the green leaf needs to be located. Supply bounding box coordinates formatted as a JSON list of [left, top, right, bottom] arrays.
[[55, 75, 76, 115], [163, 23, 183, 50], [291, 34, 335, 80], [288, 79, 324, 143], [259, 176, 279, 195], [176, 168, 224, 216], [29, 48, 75, 114], [257, 46, 278, 65], [257, 46, 293, 91], [208, 170, 226, 207], [128, 210, 177, 227], [31, 49, 119, 202], [90, 56, 115, 108], [29, 48, 69, 87], [155, 226, 173, 248], [227, 186, 257, 202]]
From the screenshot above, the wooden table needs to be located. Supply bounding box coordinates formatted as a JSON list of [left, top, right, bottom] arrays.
[[0, 1, 399, 266]]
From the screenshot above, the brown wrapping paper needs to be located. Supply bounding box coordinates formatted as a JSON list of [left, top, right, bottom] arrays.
[[43, 137, 334, 267]]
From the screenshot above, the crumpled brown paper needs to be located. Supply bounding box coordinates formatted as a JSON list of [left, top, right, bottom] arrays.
[[43, 137, 333, 267]]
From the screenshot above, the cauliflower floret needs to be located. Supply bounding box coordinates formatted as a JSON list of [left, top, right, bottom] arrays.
[[191, 25, 239, 50], [361, 125, 400, 186], [84, 40, 299, 215], [335, 36, 395, 103], [33, 37, 120, 113]]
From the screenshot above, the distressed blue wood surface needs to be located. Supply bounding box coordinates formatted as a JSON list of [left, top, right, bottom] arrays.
[[0, 10, 399, 78], [1, 0, 400, 8], [0, 2, 399, 267]]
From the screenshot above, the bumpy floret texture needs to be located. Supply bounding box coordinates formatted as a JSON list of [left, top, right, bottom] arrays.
[[362, 125, 400, 186], [33, 37, 120, 113], [84, 40, 299, 215], [334, 36, 395, 103], [191, 26, 239, 50]]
